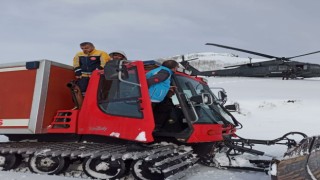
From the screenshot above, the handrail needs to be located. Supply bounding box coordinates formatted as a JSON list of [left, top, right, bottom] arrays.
[[118, 60, 141, 87]]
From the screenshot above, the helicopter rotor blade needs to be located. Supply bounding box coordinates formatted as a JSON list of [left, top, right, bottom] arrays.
[[205, 43, 279, 59], [287, 50, 320, 60]]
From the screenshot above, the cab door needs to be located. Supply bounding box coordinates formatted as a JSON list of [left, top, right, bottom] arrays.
[[78, 60, 155, 143]]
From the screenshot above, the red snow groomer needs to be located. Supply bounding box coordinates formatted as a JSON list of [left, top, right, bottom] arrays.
[[0, 60, 315, 179]]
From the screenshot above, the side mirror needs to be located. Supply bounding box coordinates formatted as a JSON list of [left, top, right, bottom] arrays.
[[225, 102, 240, 112], [104, 60, 129, 80], [190, 93, 213, 105], [209, 87, 228, 105], [218, 90, 227, 105]]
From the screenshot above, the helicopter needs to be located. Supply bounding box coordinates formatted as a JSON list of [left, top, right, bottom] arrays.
[[180, 43, 320, 79]]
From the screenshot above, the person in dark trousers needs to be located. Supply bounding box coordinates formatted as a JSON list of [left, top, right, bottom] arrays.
[[146, 60, 179, 103], [73, 42, 111, 95], [153, 88, 175, 130], [153, 88, 184, 131]]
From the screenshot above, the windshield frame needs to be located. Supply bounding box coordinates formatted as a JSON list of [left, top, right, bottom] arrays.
[[173, 74, 237, 125]]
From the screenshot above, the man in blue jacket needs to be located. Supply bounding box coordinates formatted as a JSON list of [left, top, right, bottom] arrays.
[[146, 60, 179, 103]]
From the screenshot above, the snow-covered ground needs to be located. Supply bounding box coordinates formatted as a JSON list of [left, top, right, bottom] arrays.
[[1, 76, 319, 179], [188, 76, 320, 179]]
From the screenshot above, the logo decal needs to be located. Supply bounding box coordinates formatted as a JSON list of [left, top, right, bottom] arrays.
[[90, 57, 97, 61], [89, 126, 107, 131]]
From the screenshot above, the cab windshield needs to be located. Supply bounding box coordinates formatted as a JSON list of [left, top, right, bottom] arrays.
[[174, 75, 235, 125]]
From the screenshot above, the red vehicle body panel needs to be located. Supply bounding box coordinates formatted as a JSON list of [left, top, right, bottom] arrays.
[[0, 61, 75, 133], [187, 124, 224, 143], [0, 69, 36, 121], [42, 65, 75, 132], [48, 110, 79, 133], [47, 60, 237, 144]]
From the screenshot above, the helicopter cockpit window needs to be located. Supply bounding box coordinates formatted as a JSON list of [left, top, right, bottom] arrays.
[[175, 75, 234, 125], [98, 66, 143, 118]]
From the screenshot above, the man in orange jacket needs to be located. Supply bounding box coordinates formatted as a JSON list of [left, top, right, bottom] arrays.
[[73, 42, 110, 95]]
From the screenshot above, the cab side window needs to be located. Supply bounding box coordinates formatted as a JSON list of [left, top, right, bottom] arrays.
[[98, 66, 143, 118]]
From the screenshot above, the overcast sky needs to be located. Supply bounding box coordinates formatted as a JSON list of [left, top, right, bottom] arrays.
[[1, 0, 320, 65]]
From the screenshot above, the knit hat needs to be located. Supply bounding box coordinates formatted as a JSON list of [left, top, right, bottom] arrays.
[[109, 50, 127, 60]]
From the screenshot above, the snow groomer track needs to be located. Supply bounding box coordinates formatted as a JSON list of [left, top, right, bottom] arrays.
[[0, 142, 198, 180]]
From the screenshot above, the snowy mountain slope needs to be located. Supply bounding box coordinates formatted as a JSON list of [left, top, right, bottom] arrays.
[[159, 52, 268, 71], [0, 77, 319, 179]]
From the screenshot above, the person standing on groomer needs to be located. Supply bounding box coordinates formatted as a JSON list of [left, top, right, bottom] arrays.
[[109, 50, 128, 61], [73, 42, 111, 95], [146, 60, 179, 103]]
